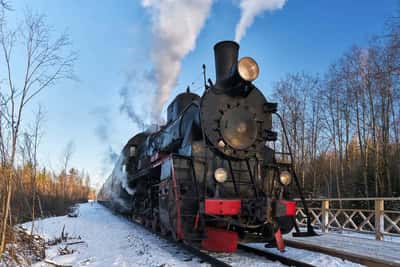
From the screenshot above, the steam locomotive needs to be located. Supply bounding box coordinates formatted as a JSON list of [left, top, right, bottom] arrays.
[[98, 40, 314, 252]]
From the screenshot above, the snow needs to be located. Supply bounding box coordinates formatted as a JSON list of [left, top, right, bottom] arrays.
[[296, 226, 400, 243], [284, 232, 400, 265], [19, 203, 373, 267], [23, 203, 207, 267], [324, 229, 400, 243], [247, 243, 364, 267], [21, 203, 282, 267], [211, 252, 283, 267]]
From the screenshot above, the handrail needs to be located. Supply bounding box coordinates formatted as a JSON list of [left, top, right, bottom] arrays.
[[294, 198, 400, 241]]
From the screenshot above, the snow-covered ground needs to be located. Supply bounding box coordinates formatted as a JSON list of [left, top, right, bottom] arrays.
[[322, 228, 400, 243], [21, 203, 366, 267], [248, 244, 363, 267], [23, 203, 207, 267], [21, 203, 282, 266]]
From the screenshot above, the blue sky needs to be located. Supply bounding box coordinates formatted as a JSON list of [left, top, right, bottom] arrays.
[[9, 0, 398, 188]]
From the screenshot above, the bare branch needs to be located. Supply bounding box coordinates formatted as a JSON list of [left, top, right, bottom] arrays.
[[0, 0, 11, 11]]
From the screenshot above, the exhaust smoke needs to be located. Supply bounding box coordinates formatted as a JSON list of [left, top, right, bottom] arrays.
[[142, 0, 212, 120], [235, 0, 286, 43]]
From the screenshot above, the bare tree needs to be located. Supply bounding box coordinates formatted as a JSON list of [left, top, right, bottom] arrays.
[[58, 140, 75, 200], [19, 106, 44, 238], [0, 9, 76, 253], [274, 11, 400, 200], [62, 141, 75, 173], [273, 73, 320, 193]]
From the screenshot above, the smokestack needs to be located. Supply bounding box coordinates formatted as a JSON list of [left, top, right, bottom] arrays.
[[214, 41, 239, 89]]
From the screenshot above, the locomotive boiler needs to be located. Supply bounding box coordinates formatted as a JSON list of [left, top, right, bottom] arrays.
[[98, 40, 315, 252]]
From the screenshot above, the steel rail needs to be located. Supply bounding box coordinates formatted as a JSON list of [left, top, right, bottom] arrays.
[[238, 244, 315, 267], [240, 240, 400, 267], [284, 239, 400, 267], [179, 243, 232, 267]]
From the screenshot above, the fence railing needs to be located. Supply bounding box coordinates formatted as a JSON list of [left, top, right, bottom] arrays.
[[295, 198, 400, 240]]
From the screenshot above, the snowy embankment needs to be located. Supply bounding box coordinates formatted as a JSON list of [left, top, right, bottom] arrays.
[[21, 203, 365, 267], [23, 203, 206, 267]]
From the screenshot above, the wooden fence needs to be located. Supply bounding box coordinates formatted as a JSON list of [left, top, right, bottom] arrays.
[[295, 198, 400, 240]]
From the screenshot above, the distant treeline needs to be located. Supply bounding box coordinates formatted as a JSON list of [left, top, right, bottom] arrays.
[[273, 14, 400, 198], [2, 164, 94, 223]]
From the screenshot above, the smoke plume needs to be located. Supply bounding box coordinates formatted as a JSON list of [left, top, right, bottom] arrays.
[[93, 107, 111, 142], [235, 0, 286, 42], [119, 79, 147, 130], [91, 107, 120, 176], [141, 0, 212, 120]]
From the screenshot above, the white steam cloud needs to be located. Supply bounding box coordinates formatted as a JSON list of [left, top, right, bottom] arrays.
[[140, 0, 286, 120], [142, 0, 212, 120], [235, 0, 286, 42]]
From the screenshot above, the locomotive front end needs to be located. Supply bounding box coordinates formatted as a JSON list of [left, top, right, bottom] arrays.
[[199, 41, 296, 248]]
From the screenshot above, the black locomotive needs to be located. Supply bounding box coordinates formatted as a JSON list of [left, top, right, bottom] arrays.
[[99, 41, 314, 252]]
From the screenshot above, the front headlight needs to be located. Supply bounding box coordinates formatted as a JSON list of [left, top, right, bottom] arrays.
[[214, 168, 228, 183], [238, 56, 259, 82], [279, 170, 292, 186]]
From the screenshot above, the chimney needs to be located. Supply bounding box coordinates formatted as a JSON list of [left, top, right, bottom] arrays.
[[214, 41, 239, 89]]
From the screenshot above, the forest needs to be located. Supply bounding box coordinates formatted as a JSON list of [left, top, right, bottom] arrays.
[[274, 13, 400, 199]]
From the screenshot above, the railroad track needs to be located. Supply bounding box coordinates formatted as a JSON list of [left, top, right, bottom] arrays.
[[241, 238, 400, 267], [176, 241, 314, 267], [130, 219, 315, 267], [100, 205, 307, 266], [159, 230, 395, 267], [130, 218, 316, 266], [103, 203, 386, 267], [285, 238, 400, 267], [99, 203, 398, 266], [238, 244, 314, 267]]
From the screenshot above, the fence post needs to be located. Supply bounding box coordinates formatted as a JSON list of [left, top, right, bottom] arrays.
[[321, 200, 329, 233], [374, 199, 384, 240]]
